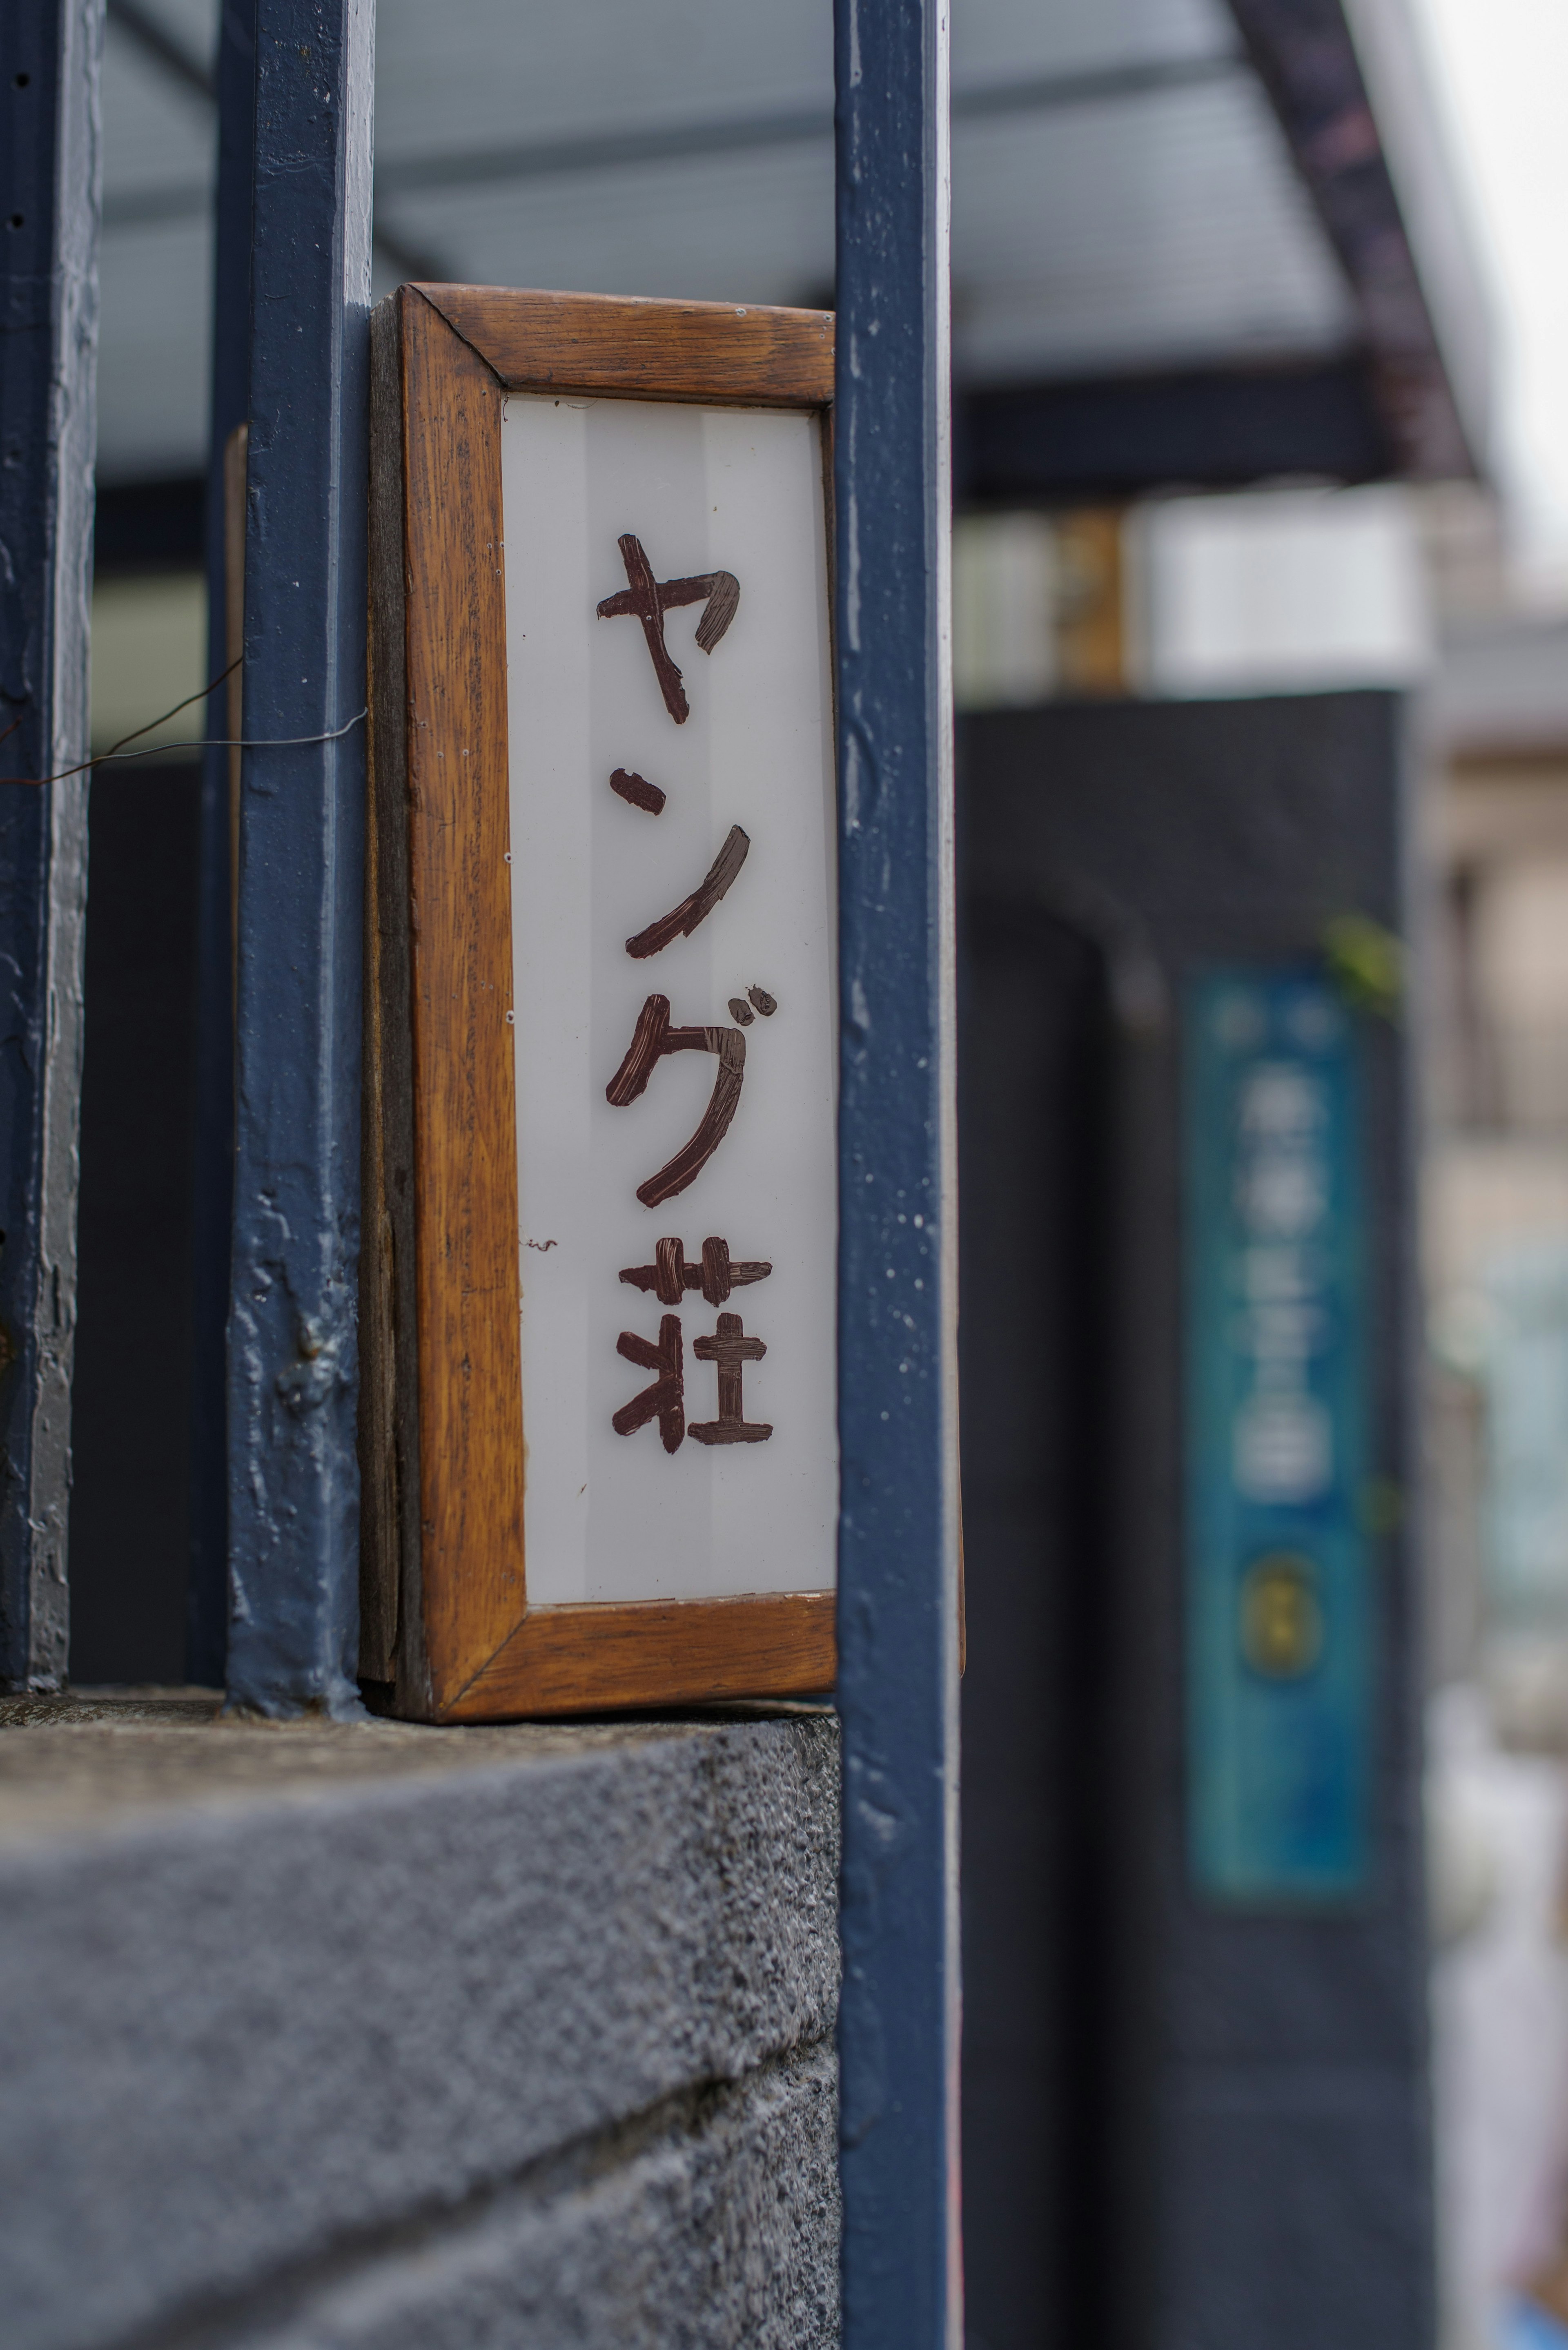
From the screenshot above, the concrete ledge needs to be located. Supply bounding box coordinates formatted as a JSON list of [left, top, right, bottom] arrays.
[[206, 2042, 838, 2350], [0, 1705, 840, 2350]]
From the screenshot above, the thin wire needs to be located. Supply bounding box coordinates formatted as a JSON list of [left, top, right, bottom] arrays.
[[0, 644, 248, 771], [105, 653, 243, 756], [0, 654, 242, 786], [3, 693, 368, 787]]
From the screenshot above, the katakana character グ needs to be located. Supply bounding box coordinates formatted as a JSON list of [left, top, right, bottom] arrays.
[[605, 994, 747, 1208]]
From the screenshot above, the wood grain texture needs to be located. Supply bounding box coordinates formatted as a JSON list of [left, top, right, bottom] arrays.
[[359, 297, 418, 1690], [442, 1591, 837, 1721], [417, 285, 834, 410], [399, 287, 527, 1702], [367, 284, 839, 1719]]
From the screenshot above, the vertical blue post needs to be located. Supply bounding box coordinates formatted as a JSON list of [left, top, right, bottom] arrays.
[[833, 0, 961, 2343], [225, 0, 372, 1713], [0, 0, 100, 1691], [187, 0, 257, 1687]]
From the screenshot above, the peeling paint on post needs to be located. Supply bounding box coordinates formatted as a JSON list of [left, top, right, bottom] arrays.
[[225, 0, 373, 1713], [0, 0, 100, 1692], [833, 0, 961, 2341]]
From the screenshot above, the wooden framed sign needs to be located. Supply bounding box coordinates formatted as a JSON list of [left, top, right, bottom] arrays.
[[361, 285, 839, 1719]]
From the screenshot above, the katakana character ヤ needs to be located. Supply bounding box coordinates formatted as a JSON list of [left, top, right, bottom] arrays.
[[596, 533, 740, 724]]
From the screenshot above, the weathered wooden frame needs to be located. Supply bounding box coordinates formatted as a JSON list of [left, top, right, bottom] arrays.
[[361, 285, 838, 1720]]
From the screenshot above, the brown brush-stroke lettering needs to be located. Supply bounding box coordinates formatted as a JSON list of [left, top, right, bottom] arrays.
[[612, 1313, 685, 1452], [619, 1236, 771, 1306], [596, 534, 741, 724], [626, 826, 749, 959], [605, 994, 709, 1105], [604, 534, 682, 718], [604, 994, 749, 1208], [639, 1040, 744, 1207], [610, 767, 666, 815], [690, 1313, 772, 1445], [700, 1235, 740, 1309], [654, 1235, 685, 1307]]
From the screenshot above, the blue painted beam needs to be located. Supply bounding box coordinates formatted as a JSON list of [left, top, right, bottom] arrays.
[[833, 1, 961, 2342], [225, 0, 372, 1714], [0, 0, 100, 1692], [185, 0, 257, 1688]]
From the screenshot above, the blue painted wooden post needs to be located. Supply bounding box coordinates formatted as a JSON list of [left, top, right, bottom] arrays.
[[187, 0, 258, 1688], [833, 0, 961, 2341], [224, 0, 372, 1713], [0, 0, 100, 1691]]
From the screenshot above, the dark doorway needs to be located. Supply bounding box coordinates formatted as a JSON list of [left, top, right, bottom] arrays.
[[67, 765, 201, 1683], [957, 693, 1430, 2350]]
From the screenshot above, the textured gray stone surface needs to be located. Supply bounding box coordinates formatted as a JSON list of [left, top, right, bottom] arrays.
[[210, 2041, 838, 2350], [0, 1710, 840, 2350]]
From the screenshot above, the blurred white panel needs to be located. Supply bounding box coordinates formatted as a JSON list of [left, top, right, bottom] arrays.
[[1139, 486, 1433, 695], [953, 513, 1058, 708], [90, 573, 206, 755]]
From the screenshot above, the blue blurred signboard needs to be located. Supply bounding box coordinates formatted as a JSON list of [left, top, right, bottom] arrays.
[[1185, 968, 1371, 1902]]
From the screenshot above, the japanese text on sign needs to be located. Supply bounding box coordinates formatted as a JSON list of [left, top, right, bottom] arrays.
[[1185, 970, 1371, 1903], [501, 395, 838, 1607]]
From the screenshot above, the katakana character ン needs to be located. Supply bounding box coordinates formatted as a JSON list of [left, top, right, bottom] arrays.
[[612, 1313, 684, 1453], [610, 767, 666, 814], [690, 1314, 772, 1446], [620, 1235, 772, 1307], [596, 534, 740, 724], [626, 826, 749, 960], [606, 994, 746, 1208]]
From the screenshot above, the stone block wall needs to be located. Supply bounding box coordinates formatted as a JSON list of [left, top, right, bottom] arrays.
[[0, 1699, 840, 2348]]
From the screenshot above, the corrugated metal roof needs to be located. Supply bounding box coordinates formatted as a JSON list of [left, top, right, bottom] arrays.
[[952, 78, 1352, 383], [97, 0, 1357, 482]]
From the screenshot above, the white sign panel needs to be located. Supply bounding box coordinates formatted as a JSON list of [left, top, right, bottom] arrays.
[[501, 394, 838, 1606]]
